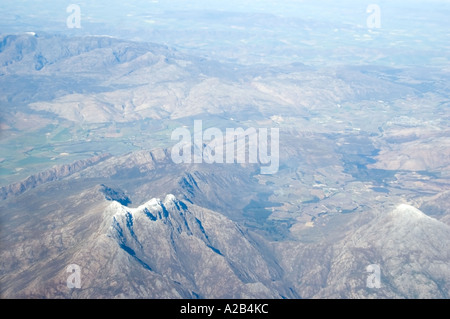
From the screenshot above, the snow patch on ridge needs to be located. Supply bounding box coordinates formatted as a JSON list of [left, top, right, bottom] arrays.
[[392, 203, 431, 221], [107, 193, 178, 221]]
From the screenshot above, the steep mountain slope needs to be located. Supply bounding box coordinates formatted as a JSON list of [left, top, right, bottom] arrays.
[[2, 177, 448, 299], [1, 32, 449, 299], [0, 153, 111, 200], [276, 204, 450, 298], [0, 190, 292, 298]]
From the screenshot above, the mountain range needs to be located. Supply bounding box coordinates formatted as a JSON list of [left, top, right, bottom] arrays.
[[0, 31, 449, 298]]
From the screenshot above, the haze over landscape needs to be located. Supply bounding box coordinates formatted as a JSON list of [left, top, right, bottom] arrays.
[[0, 0, 449, 299]]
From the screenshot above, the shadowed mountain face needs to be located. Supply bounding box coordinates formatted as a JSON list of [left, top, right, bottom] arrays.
[[0, 147, 449, 298], [1, 192, 289, 298], [1, 182, 448, 298], [1, 1, 449, 299]]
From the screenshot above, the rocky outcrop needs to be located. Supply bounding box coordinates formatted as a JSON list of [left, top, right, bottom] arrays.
[[99, 184, 131, 206], [0, 153, 111, 200]]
